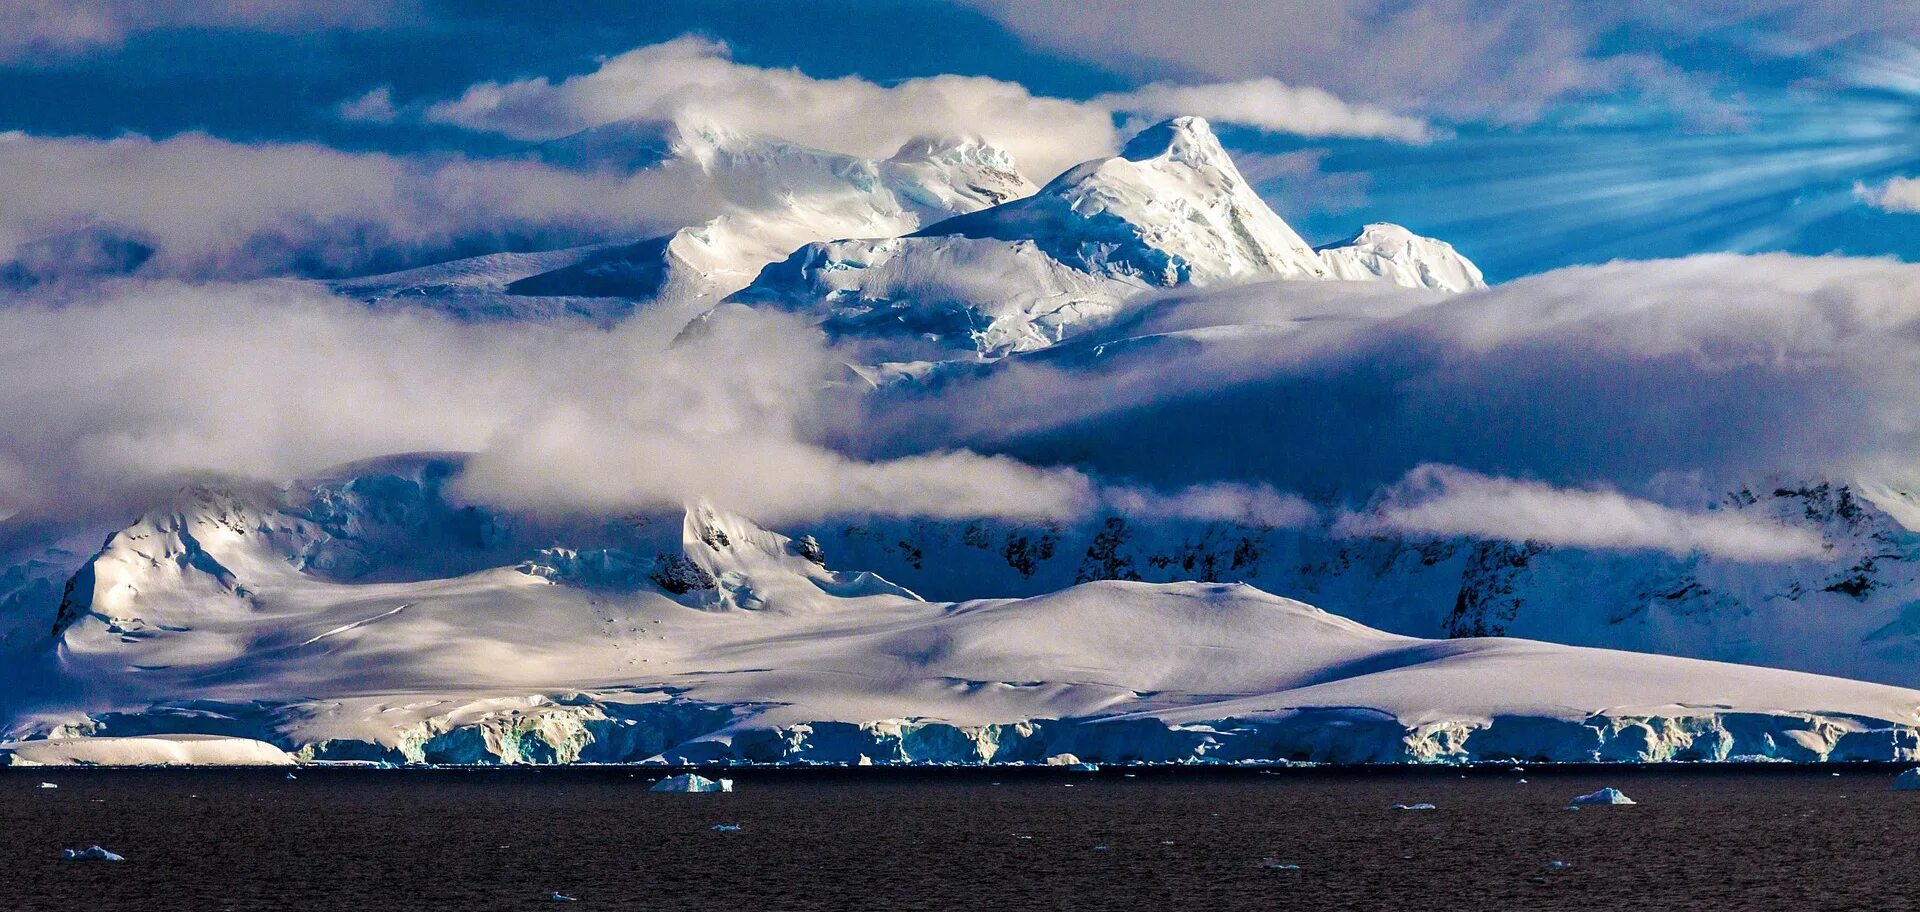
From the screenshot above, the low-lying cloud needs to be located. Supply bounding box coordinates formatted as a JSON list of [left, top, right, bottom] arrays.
[[856, 252, 1920, 520], [1104, 482, 1318, 527], [1335, 465, 1827, 561], [0, 280, 1095, 526]]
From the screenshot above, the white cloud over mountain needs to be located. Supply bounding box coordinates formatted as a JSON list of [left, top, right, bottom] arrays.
[[856, 253, 1920, 527], [420, 36, 1435, 179], [1094, 78, 1437, 143]]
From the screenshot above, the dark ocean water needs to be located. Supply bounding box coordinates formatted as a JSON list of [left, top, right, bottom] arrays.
[[3, 765, 1915, 911]]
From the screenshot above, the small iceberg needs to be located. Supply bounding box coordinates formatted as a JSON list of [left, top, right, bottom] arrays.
[[1391, 802, 1436, 811], [650, 773, 733, 793], [711, 824, 742, 832], [1570, 787, 1636, 805], [61, 845, 125, 862], [38, 782, 57, 789], [1893, 768, 1920, 791], [550, 891, 577, 903]]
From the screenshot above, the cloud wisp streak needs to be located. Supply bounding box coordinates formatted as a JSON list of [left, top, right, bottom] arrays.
[[1335, 465, 1827, 561]]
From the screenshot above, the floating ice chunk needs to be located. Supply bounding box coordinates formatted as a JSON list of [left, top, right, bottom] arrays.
[[1044, 753, 1084, 767], [550, 891, 577, 902], [1546, 860, 1574, 871], [1570, 787, 1636, 805], [1517, 778, 1528, 784], [61, 845, 125, 862], [1391, 802, 1436, 811], [1892, 768, 1920, 791], [285, 772, 297, 780], [711, 824, 741, 832], [38, 782, 57, 789], [1262, 858, 1301, 871], [651, 773, 733, 793]]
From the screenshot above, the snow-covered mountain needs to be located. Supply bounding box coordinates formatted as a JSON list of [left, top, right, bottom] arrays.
[[334, 118, 1035, 324], [5, 463, 1918, 767], [13, 112, 1906, 769], [1318, 222, 1485, 293], [729, 116, 1482, 359], [789, 478, 1920, 690]]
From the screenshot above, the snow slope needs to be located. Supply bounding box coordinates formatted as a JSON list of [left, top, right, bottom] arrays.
[[4, 467, 1917, 766], [730, 117, 1482, 359]]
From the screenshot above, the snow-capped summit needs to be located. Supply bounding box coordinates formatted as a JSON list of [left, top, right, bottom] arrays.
[[334, 117, 1038, 320], [884, 133, 1032, 214], [921, 115, 1328, 285], [1318, 223, 1486, 293]]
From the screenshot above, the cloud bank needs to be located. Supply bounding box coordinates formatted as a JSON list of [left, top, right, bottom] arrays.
[[0, 131, 721, 282], [0, 280, 1109, 526], [856, 253, 1920, 529]]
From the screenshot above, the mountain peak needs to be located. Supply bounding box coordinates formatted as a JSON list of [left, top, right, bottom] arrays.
[[890, 133, 994, 162], [1119, 115, 1224, 165], [1317, 221, 1486, 292]]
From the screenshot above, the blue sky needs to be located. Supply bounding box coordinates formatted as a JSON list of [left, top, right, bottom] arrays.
[[1, 0, 1916, 281]]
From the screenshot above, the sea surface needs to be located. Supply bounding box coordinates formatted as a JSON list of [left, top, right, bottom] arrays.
[[3, 765, 1915, 911]]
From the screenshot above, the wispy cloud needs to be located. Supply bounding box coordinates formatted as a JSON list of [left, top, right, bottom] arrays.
[[1095, 79, 1437, 143], [0, 0, 405, 63], [1335, 465, 1826, 561], [1103, 482, 1317, 527]]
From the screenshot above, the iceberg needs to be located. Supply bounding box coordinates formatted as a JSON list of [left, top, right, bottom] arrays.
[[1391, 802, 1437, 811], [61, 845, 125, 862], [1893, 768, 1920, 791], [650, 773, 733, 793], [1570, 787, 1636, 805]]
